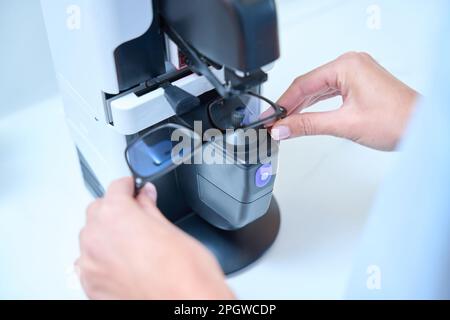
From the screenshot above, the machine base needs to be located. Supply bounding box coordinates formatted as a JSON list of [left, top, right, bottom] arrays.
[[176, 198, 281, 275]]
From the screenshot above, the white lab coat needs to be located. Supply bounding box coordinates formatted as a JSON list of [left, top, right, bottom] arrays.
[[347, 13, 450, 299]]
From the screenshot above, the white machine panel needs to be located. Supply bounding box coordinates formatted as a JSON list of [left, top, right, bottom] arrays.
[[40, 0, 154, 119], [110, 70, 223, 135]]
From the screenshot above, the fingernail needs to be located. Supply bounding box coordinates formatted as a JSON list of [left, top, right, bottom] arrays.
[[271, 126, 291, 140], [143, 183, 157, 202]]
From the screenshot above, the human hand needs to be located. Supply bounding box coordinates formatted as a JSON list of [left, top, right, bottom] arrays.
[[77, 177, 234, 300], [271, 52, 419, 151]]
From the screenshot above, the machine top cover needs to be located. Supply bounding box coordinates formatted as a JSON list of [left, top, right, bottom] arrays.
[[158, 0, 280, 72]]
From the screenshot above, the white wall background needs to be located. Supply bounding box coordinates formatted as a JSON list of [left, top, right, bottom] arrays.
[[0, 0, 58, 118]]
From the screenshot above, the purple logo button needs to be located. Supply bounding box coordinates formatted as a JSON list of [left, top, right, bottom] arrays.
[[255, 163, 273, 188]]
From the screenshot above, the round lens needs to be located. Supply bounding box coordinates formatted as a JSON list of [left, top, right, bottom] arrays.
[[126, 124, 201, 178], [209, 93, 277, 130]]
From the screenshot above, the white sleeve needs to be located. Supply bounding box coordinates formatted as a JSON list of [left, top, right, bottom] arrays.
[[346, 18, 450, 300]]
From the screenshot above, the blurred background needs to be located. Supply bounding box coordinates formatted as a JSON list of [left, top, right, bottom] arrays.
[[0, 0, 57, 118], [0, 0, 447, 299]]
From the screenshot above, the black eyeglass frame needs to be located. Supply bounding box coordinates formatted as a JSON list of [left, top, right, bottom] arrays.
[[124, 123, 202, 193], [208, 91, 287, 131]]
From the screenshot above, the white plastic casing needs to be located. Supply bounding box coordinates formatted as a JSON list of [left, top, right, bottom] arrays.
[[40, 0, 215, 189], [110, 70, 223, 135]]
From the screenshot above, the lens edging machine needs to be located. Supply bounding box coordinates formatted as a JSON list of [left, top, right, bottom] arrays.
[[41, 0, 282, 274]]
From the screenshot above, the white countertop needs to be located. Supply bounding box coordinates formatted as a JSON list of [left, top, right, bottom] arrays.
[[0, 0, 441, 299]]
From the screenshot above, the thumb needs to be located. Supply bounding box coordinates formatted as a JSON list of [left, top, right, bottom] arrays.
[[137, 184, 171, 224], [270, 110, 346, 140], [136, 182, 158, 213]]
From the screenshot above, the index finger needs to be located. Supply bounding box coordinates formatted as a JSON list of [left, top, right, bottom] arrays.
[[105, 177, 135, 199], [277, 58, 341, 114]]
